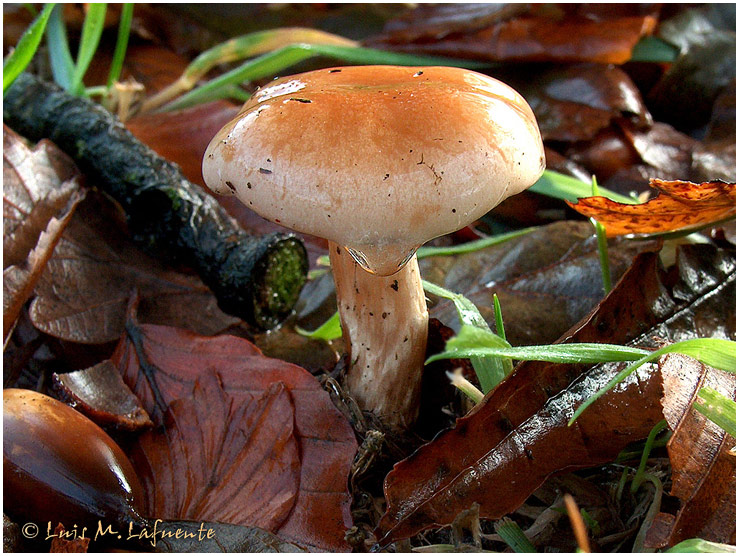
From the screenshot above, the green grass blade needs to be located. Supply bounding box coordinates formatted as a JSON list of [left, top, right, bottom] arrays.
[[162, 42, 489, 112], [45, 3, 74, 90], [493, 294, 507, 342], [631, 420, 668, 492], [630, 36, 680, 63], [694, 387, 736, 438], [69, 3, 107, 96], [569, 338, 736, 425], [495, 518, 536, 553], [665, 539, 736, 553], [530, 170, 635, 205], [416, 227, 537, 259], [427, 331, 650, 365], [422, 282, 493, 332], [106, 3, 133, 87], [295, 311, 342, 341], [183, 28, 358, 86], [590, 176, 612, 294], [422, 282, 511, 393], [3, 3, 56, 93]]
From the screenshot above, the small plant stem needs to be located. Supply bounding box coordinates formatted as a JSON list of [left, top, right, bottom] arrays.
[[631, 420, 668, 493], [590, 175, 612, 294], [631, 474, 663, 553], [106, 3, 134, 88], [564, 494, 591, 553], [446, 370, 484, 404]]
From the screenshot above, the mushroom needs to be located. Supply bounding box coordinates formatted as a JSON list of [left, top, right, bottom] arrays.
[[202, 65, 545, 428]]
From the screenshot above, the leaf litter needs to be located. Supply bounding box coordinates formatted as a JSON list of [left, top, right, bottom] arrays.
[[2, 3, 736, 553]]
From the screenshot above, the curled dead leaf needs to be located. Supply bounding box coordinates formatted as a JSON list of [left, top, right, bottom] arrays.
[[567, 179, 736, 237], [645, 354, 736, 548], [368, 4, 658, 64], [52, 360, 152, 432], [377, 244, 734, 545], [3, 126, 86, 341]]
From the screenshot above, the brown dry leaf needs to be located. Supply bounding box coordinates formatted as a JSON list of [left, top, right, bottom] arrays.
[[567, 179, 736, 237], [3, 126, 85, 341], [28, 191, 239, 344], [126, 101, 240, 187], [130, 371, 301, 531], [514, 64, 651, 143], [645, 354, 736, 548], [376, 245, 734, 545], [367, 4, 658, 64], [52, 360, 152, 432], [421, 220, 661, 347], [112, 319, 357, 551]]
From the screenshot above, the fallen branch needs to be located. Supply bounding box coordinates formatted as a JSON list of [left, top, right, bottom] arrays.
[[3, 73, 308, 329]]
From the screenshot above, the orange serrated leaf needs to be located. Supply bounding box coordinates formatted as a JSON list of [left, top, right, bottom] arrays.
[[567, 179, 736, 237]]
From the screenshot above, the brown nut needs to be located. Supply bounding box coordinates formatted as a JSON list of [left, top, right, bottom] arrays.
[[3, 388, 146, 532]]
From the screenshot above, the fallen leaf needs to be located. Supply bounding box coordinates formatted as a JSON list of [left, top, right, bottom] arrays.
[[126, 101, 240, 187], [645, 354, 736, 547], [567, 179, 736, 237], [130, 371, 301, 531], [112, 318, 357, 551], [3, 126, 86, 340], [649, 6, 736, 133], [367, 4, 658, 64], [52, 360, 153, 432], [29, 191, 239, 344], [420, 220, 661, 347], [514, 64, 651, 143], [376, 244, 734, 545]]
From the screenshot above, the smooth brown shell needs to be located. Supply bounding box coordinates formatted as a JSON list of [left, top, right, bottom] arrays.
[[3, 388, 146, 530], [203, 65, 545, 275]]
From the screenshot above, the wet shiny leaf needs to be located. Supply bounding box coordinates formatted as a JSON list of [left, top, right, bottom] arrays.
[[52, 360, 152, 432], [112, 319, 357, 551], [568, 179, 736, 237], [377, 245, 734, 545], [516, 64, 650, 143]]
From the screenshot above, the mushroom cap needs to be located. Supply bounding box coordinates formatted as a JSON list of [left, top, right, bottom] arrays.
[[203, 65, 545, 276]]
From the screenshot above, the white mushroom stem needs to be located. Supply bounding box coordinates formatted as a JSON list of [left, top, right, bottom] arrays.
[[329, 241, 429, 428]]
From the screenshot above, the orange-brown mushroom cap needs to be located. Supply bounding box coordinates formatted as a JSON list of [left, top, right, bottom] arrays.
[[203, 65, 545, 276]]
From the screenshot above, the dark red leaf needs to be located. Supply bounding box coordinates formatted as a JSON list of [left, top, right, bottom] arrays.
[[377, 244, 734, 545], [367, 5, 658, 64], [112, 320, 357, 551], [645, 354, 736, 547], [130, 371, 301, 531], [52, 360, 153, 432]]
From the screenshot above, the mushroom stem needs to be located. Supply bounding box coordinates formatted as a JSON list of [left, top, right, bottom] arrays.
[[329, 241, 428, 428]]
